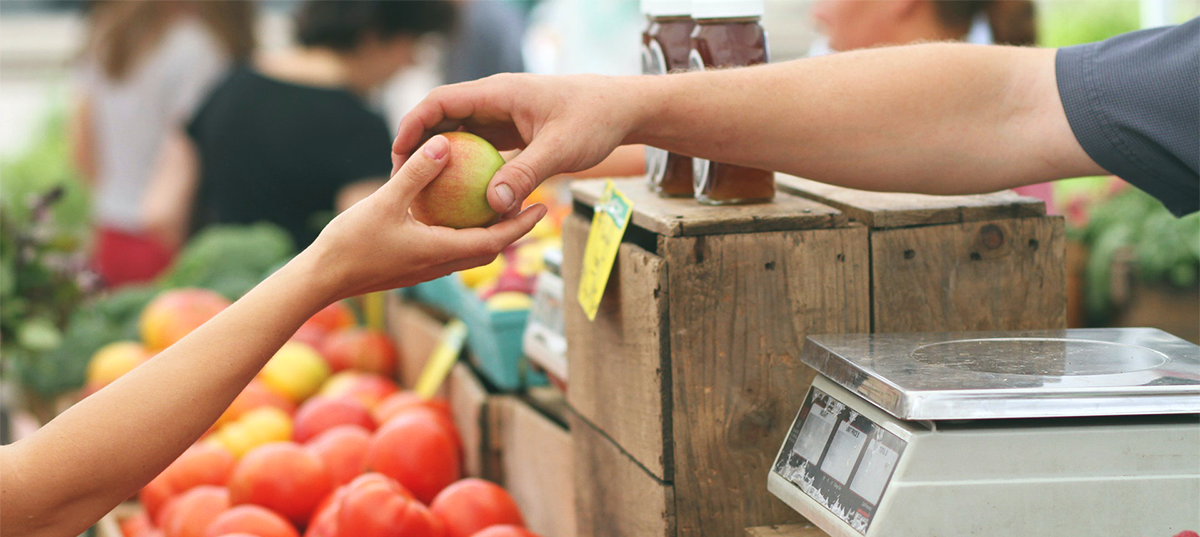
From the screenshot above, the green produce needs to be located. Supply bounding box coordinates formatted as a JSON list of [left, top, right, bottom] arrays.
[[160, 223, 295, 300]]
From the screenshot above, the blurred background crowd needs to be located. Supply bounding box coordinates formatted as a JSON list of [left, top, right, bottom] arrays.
[[1, 0, 1198, 413]]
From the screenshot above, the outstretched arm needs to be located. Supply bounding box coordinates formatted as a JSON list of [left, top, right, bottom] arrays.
[[393, 43, 1103, 213], [0, 135, 546, 537]]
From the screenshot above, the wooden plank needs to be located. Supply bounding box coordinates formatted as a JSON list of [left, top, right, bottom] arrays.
[[571, 177, 845, 237], [745, 525, 829, 537], [664, 226, 871, 536], [776, 174, 1045, 229], [445, 363, 503, 480], [386, 294, 448, 390], [495, 397, 577, 537], [570, 411, 674, 537], [562, 214, 672, 480], [871, 217, 1067, 332]]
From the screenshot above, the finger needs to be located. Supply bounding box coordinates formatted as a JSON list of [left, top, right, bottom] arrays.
[[487, 141, 564, 214], [379, 135, 450, 210], [439, 204, 548, 259]]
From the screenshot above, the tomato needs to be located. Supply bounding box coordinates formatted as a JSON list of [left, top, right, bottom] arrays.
[[335, 473, 441, 537], [215, 380, 296, 430], [372, 393, 452, 426], [293, 397, 375, 443], [119, 510, 152, 537], [140, 471, 175, 525], [469, 526, 542, 537], [430, 479, 525, 537], [204, 505, 299, 537], [318, 372, 398, 410], [305, 425, 372, 487], [167, 443, 237, 493], [302, 302, 356, 334], [162, 486, 230, 537], [228, 442, 333, 526], [319, 328, 397, 377], [366, 412, 461, 504]]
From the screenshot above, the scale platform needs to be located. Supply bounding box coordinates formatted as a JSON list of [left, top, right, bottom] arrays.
[[768, 328, 1200, 537]]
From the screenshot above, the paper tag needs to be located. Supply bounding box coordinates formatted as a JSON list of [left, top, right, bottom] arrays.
[[577, 180, 633, 321], [414, 319, 467, 398]]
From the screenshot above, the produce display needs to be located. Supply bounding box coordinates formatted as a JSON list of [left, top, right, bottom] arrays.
[[86, 293, 542, 537]]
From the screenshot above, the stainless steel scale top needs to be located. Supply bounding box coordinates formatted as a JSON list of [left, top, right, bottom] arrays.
[[801, 328, 1200, 421]]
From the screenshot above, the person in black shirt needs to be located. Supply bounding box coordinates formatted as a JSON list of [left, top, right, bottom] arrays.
[[145, 0, 454, 249]]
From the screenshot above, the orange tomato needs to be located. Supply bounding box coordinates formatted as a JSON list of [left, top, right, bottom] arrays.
[[430, 479, 525, 537], [366, 412, 461, 504], [469, 526, 542, 537], [319, 328, 397, 377], [228, 442, 333, 526], [215, 380, 296, 430], [140, 289, 230, 351], [166, 443, 237, 493], [119, 510, 152, 537], [372, 392, 452, 426]]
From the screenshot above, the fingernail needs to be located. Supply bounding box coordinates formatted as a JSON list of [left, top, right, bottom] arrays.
[[423, 135, 448, 159], [495, 183, 515, 210]]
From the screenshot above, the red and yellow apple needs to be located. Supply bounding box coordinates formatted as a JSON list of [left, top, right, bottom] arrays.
[[410, 132, 504, 229]]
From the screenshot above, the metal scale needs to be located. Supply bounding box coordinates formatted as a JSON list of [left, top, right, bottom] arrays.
[[768, 328, 1200, 536]]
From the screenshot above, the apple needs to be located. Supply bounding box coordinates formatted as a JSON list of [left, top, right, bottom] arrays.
[[410, 132, 504, 229]]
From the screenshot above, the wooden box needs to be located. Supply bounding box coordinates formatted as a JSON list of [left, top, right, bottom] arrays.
[[492, 389, 577, 537], [564, 179, 871, 536], [386, 293, 449, 390], [776, 175, 1066, 332], [563, 177, 1065, 536]]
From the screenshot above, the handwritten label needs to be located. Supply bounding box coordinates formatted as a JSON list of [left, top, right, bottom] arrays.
[[414, 319, 467, 398], [577, 180, 634, 321]]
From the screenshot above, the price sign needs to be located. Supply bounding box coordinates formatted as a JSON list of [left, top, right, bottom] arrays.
[[577, 180, 633, 321], [414, 319, 467, 398]]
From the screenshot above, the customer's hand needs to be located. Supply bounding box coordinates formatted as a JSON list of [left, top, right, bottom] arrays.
[[392, 74, 644, 214], [305, 134, 547, 302]]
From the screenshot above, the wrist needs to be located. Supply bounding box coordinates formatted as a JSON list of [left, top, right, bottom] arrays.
[[621, 75, 669, 146], [278, 247, 343, 312]]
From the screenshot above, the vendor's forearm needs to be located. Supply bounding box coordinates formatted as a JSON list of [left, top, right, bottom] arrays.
[[630, 43, 1103, 194], [3, 252, 336, 537]]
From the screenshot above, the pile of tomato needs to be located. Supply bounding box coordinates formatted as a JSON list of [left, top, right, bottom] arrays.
[[117, 301, 543, 537]]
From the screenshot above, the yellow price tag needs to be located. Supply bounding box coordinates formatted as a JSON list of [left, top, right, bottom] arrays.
[[414, 319, 467, 398], [577, 180, 634, 321]]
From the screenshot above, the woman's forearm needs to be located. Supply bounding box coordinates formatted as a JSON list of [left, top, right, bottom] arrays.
[[2, 252, 336, 537], [631, 43, 1103, 194]]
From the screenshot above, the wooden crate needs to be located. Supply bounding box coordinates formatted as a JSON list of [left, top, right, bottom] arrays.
[[745, 525, 830, 537], [492, 389, 577, 537], [444, 362, 509, 481], [563, 177, 1065, 536], [777, 175, 1066, 332], [386, 293, 449, 390], [564, 179, 870, 536]]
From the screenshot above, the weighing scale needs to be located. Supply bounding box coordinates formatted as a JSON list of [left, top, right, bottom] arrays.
[[768, 328, 1200, 536]]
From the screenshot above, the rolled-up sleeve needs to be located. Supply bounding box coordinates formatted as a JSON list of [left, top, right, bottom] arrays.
[[1056, 17, 1199, 216]]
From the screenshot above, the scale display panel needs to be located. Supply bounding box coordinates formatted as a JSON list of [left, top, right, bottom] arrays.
[[772, 385, 907, 535]]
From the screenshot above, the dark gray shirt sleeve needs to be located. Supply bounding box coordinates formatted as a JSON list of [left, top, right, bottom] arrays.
[[1056, 17, 1199, 216]]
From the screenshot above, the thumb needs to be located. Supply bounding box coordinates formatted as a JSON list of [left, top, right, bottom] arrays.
[[487, 141, 561, 213], [381, 135, 450, 210]]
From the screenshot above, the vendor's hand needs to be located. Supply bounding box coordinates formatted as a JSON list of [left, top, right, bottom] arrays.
[[304, 135, 547, 302], [392, 74, 644, 214]]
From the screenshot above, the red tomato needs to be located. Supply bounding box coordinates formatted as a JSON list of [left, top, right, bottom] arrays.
[[215, 380, 296, 430], [367, 412, 461, 504], [305, 425, 372, 487], [372, 392, 452, 426], [430, 479, 525, 537], [319, 372, 399, 410], [119, 510, 152, 537], [162, 486, 230, 537], [319, 328, 397, 376], [293, 397, 375, 443], [211, 534, 260, 537], [204, 505, 299, 537], [140, 471, 175, 525], [303, 302, 357, 334], [303, 488, 343, 537], [335, 473, 441, 537], [469, 526, 542, 537], [228, 442, 333, 526]]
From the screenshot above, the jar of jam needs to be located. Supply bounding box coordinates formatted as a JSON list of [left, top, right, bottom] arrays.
[[641, 1, 695, 197], [689, 0, 775, 205]]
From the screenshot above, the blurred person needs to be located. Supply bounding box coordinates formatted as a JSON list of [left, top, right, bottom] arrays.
[[807, 0, 1053, 207], [70, 0, 255, 287], [0, 135, 548, 537], [443, 0, 528, 85], [145, 0, 455, 251]]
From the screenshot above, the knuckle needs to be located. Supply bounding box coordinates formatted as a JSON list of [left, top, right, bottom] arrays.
[[503, 159, 539, 192]]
